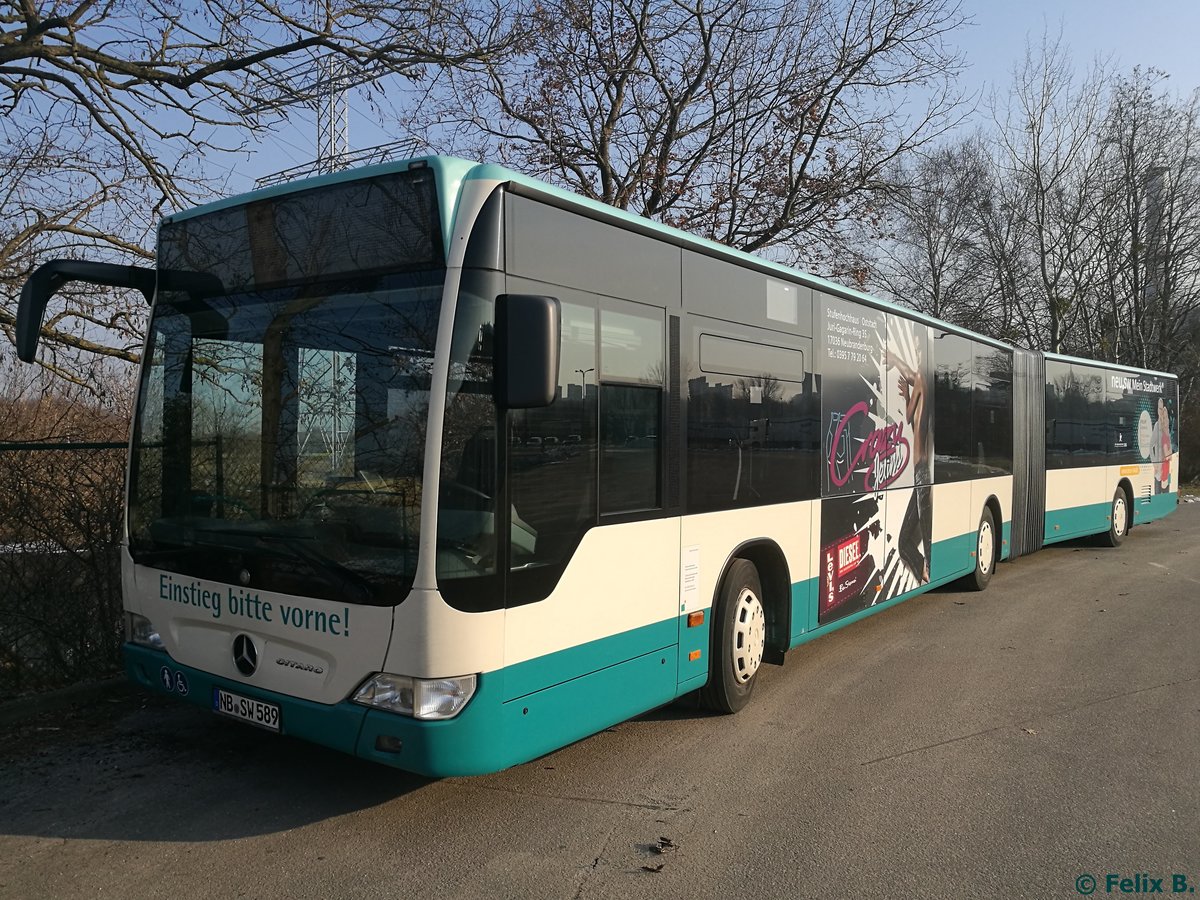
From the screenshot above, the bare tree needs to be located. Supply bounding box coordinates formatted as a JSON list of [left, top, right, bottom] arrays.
[[1, 0, 515, 193], [871, 50, 1200, 399], [0, 0, 521, 377], [859, 45, 1200, 479], [871, 135, 996, 327], [989, 31, 1108, 353], [409, 0, 967, 270], [0, 114, 167, 385], [1086, 71, 1200, 376]]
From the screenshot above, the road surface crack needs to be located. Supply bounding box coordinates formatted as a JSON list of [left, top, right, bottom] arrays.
[[572, 822, 618, 900], [460, 783, 688, 812]]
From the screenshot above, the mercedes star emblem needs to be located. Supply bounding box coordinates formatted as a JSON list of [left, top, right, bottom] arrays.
[[232, 633, 258, 676]]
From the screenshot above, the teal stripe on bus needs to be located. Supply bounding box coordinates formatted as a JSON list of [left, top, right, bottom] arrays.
[[1045, 493, 1177, 543], [1044, 501, 1112, 543], [501, 617, 677, 701], [1135, 492, 1177, 525], [787, 526, 1006, 649]]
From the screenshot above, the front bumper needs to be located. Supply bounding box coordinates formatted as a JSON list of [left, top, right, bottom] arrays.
[[123, 643, 521, 777]]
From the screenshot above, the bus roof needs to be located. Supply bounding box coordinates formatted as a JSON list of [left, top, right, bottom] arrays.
[[461, 161, 1014, 351], [161, 156, 1176, 376], [1043, 351, 1176, 380]]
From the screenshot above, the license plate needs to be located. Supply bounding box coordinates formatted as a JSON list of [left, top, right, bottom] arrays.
[[213, 688, 281, 732]]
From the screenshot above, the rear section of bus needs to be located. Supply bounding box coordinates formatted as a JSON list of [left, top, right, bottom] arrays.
[[1040, 355, 1179, 544]]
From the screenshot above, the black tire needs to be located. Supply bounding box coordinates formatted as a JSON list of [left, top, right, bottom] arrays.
[[963, 506, 996, 592], [1098, 487, 1130, 547], [699, 559, 766, 714]]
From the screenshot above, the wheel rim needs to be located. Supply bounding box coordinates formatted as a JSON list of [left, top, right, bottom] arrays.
[[732, 588, 766, 684], [977, 520, 994, 575], [1114, 495, 1127, 536]]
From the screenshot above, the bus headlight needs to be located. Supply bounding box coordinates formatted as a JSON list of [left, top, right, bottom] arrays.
[[126, 613, 165, 651], [352, 673, 477, 720]]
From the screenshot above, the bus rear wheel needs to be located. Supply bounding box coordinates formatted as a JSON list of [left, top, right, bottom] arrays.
[[699, 559, 766, 714], [964, 506, 996, 592], [1099, 487, 1130, 547]]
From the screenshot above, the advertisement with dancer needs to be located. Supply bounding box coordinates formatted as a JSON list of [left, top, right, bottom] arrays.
[[819, 299, 935, 626]]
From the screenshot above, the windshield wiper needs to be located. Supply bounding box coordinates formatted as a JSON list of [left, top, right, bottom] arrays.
[[254, 533, 375, 604]]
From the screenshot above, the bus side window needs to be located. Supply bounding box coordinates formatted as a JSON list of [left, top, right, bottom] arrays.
[[1044, 360, 1074, 468], [599, 305, 664, 515], [508, 300, 598, 573], [600, 384, 661, 513], [1074, 365, 1106, 465], [971, 344, 1013, 475], [686, 325, 814, 512], [933, 332, 973, 481]]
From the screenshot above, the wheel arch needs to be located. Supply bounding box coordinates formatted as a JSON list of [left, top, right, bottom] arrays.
[[714, 539, 791, 666], [1116, 477, 1135, 526], [982, 493, 1003, 565]]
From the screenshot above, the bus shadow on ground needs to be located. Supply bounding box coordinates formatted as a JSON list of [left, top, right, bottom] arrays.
[[0, 695, 433, 843]]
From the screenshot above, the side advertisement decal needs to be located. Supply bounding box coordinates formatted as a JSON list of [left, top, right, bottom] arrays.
[[819, 298, 934, 625], [1113, 372, 1178, 495]]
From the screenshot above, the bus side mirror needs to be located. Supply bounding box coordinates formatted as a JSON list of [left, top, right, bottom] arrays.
[[16, 259, 155, 363], [494, 294, 560, 409]]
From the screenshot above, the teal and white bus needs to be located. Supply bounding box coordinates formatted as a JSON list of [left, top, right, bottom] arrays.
[[16, 157, 1180, 776]]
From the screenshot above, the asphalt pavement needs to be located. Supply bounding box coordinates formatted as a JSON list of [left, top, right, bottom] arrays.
[[1, 503, 1197, 900]]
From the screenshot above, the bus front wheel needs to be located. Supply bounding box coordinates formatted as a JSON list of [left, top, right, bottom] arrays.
[[699, 559, 766, 714]]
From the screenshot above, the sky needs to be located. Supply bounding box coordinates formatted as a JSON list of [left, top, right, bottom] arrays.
[[954, 0, 1200, 98], [221, 0, 1200, 195]]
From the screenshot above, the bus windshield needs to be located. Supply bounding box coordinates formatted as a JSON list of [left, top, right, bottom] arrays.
[[128, 169, 445, 605]]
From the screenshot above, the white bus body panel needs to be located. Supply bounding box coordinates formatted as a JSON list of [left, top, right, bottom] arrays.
[[972, 476, 1013, 529], [931, 480, 973, 546], [1045, 466, 1106, 515], [680, 500, 818, 616], [503, 517, 680, 668], [123, 552, 394, 704], [381, 591, 505, 679]]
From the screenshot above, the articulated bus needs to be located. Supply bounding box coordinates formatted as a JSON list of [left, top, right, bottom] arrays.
[[16, 157, 1179, 776]]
